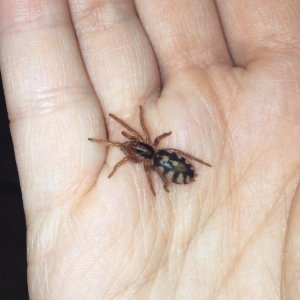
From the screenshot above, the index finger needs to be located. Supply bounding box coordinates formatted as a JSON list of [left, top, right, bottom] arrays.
[[0, 0, 105, 212]]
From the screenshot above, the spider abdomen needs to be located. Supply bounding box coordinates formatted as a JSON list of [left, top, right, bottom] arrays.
[[154, 150, 195, 184]]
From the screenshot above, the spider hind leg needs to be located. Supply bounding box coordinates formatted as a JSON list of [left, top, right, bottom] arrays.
[[108, 157, 130, 178], [164, 148, 212, 167], [155, 168, 170, 193], [144, 163, 156, 196]]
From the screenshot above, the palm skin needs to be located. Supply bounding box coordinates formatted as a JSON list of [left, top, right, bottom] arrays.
[[1, 1, 300, 299]]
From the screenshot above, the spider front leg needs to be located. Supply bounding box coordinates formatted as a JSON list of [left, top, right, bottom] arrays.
[[139, 106, 151, 143], [88, 138, 122, 148], [109, 113, 144, 141], [121, 131, 138, 141]]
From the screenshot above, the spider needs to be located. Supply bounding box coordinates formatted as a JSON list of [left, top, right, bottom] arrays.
[[88, 106, 212, 196]]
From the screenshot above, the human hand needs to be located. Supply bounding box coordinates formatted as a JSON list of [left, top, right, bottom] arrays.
[[1, 1, 300, 299]]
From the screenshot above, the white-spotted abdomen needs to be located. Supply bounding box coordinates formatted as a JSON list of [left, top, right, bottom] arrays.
[[153, 150, 195, 184]]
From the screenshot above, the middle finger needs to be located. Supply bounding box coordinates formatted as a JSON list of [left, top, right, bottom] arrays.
[[135, 0, 233, 81], [69, 0, 160, 115]]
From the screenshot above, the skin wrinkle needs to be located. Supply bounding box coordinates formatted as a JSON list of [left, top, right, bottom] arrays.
[[265, 263, 279, 295], [173, 230, 195, 299], [2, 0, 300, 298], [135, 1, 231, 69], [80, 229, 114, 260], [206, 65, 241, 118], [80, 254, 110, 296], [191, 71, 229, 165], [138, 222, 161, 276], [27, 208, 65, 260], [86, 108, 290, 296], [70, 235, 121, 297], [149, 222, 173, 286], [232, 122, 274, 169], [27, 169, 88, 212], [251, 34, 300, 63], [54, 265, 77, 298], [43, 208, 110, 297], [44, 260, 52, 296], [192, 175, 230, 240], [111, 224, 160, 299], [0, 1, 70, 36], [249, 48, 300, 72], [148, 204, 174, 296], [165, 205, 187, 291], [171, 253, 189, 299], [101, 241, 137, 298], [280, 177, 300, 299], [181, 210, 226, 297], [283, 59, 300, 122], [212, 174, 298, 299], [214, 1, 300, 66], [78, 123, 104, 196], [29, 234, 57, 297], [138, 198, 154, 256], [91, 195, 139, 297], [175, 162, 298, 298], [167, 181, 212, 295], [2, 33, 88, 111], [230, 149, 293, 218], [122, 193, 170, 297], [71, 0, 136, 34], [69, 1, 160, 115], [163, 46, 229, 76], [108, 158, 290, 296], [213, 0, 235, 66], [7, 68, 104, 209], [195, 80, 233, 217], [229, 147, 272, 200]]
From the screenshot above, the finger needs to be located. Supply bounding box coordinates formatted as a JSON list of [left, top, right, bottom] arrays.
[[216, 0, 300, 66], [0, 1, 105, 211], [134, 0, 232, 81], [68, 0, 160, 116]]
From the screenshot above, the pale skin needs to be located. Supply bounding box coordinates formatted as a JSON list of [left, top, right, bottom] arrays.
[[0, 0, 300, 299]]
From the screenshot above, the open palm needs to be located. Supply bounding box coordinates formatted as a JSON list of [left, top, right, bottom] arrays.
[[1, 1, 300, 299]]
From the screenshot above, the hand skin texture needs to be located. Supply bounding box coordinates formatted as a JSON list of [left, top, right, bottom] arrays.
[[1, 1, 300, 299]]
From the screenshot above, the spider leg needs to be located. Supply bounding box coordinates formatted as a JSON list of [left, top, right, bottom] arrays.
[[139, 106, 151, 143], [108, 157, 130, 178], [155, 168, 170, 193], [88, 138, 122, 147], [144, 163, 156, 196], [121, 131, 138, 141], [109, 113, 144, 141], [163, 148, 212, 167], [153, 131, 172, 147]]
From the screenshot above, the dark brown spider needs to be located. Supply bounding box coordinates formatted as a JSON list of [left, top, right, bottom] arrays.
[[88, 106, 211, 195]]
